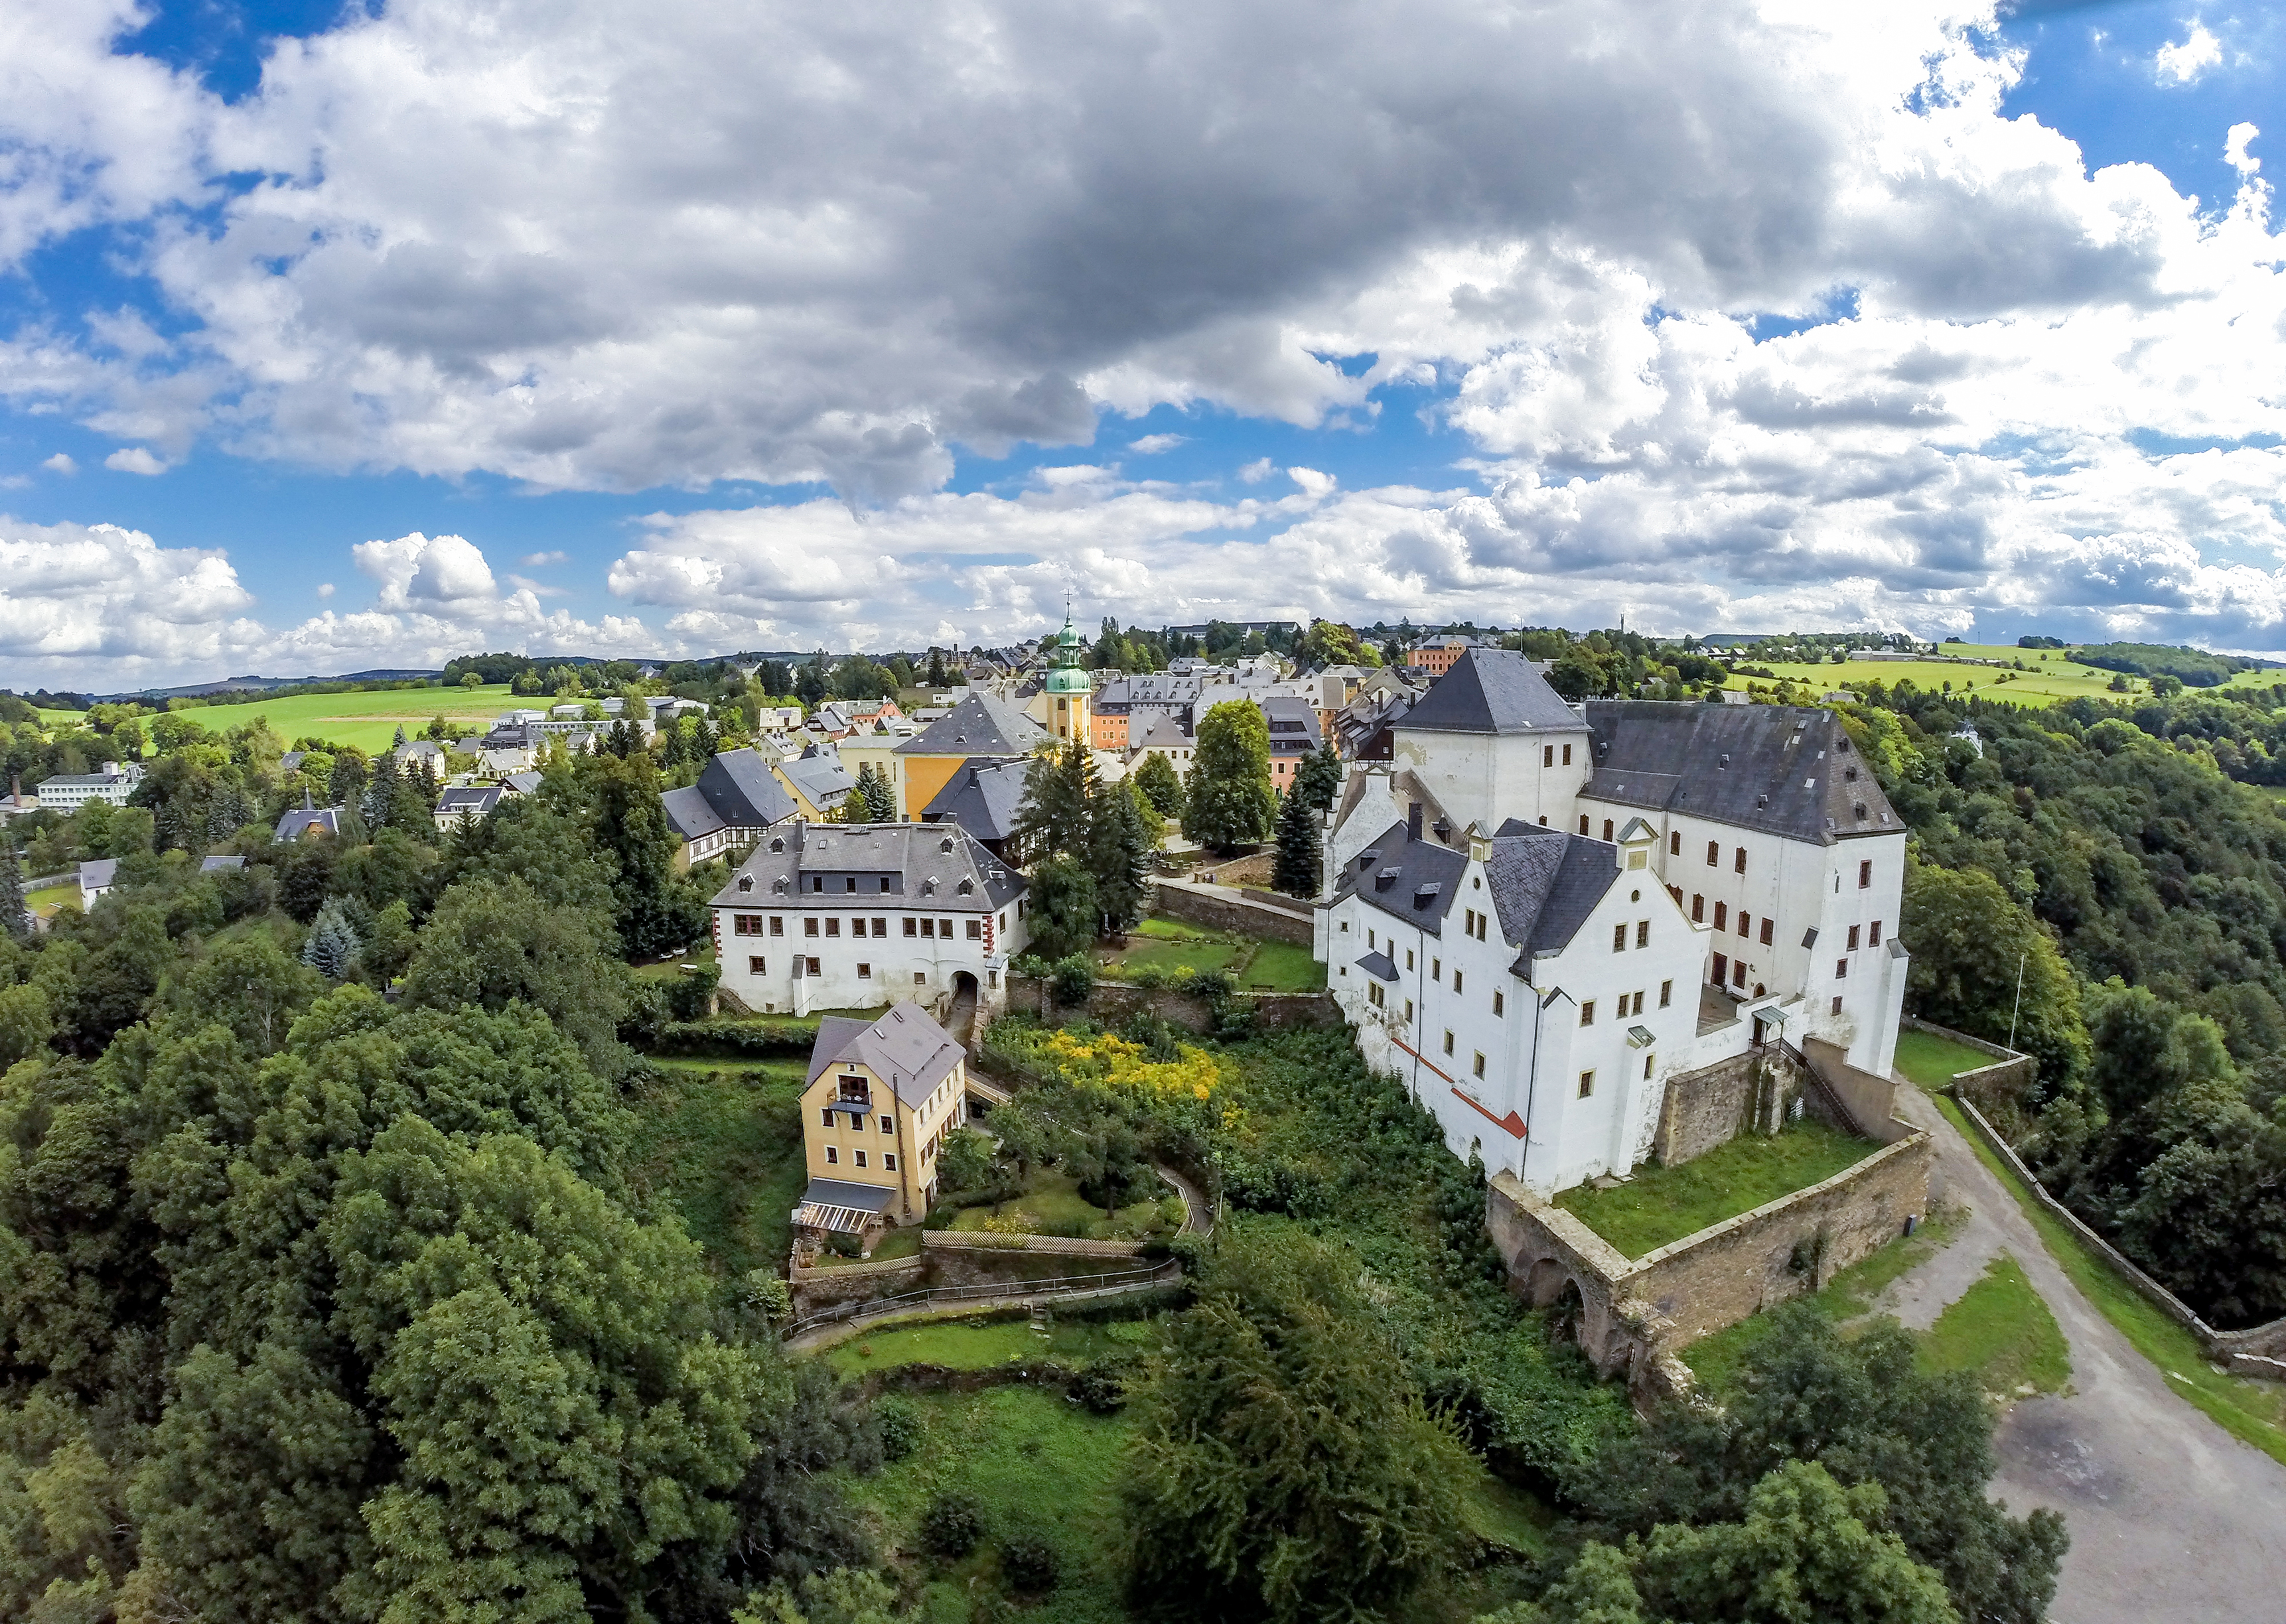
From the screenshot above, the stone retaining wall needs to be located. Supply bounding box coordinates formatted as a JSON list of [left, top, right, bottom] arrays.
[[1653, 1047, 1808, 1166], [922, 1229, 1147, 1259], [1006, 974, 1340, 1034], [1948, 1093, 2285, 1381], [1487, 1128, 1934, 1390], [1149, 880, 1315, 945], [1904, 1016, 2038, 1116], [788, 1254, 926, 1317]]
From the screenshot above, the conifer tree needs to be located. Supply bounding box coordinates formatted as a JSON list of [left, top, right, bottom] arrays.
[[1293, 740, 1343, 813], [1090, 781, 1157, 932], [1013, 740, 1097, 865], [0, 831, 26, 941], [1271, 784, 1321, 898], [301, 896, 364, 979], [856, 762, 896, 822]]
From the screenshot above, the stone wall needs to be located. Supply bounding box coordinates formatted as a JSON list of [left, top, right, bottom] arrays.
[[1487, 1130, 1934, 1387], [1652, 1046, 1808, 1166], [923, 1230, 1147, 1260], [788, 1254, 926, 1317], [1150, 880, 1316, 945], [1006, 974, 1341, 1034], [1902, 1016, 2038, 1118], [1948, 1093, 2285, 1381]]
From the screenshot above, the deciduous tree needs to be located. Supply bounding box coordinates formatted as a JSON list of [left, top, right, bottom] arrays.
[[1181, 701, 1276, 855]]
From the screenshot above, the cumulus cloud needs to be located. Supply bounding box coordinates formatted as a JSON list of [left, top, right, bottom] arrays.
[[1128, 433, 1188, 454], [103, 447, 167, 475], [2155, 23, 2222, 84], [40, 453, 74, 474], [316, 582, 334, 598], [0, 0, 2283, 653], [520, 549, 569, 566]]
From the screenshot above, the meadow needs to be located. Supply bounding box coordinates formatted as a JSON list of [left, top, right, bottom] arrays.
[[1720, 642, 2280, 709], [139, 683, 520, 753]]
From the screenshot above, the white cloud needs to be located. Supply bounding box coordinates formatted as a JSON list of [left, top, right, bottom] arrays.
[[2226, 122, 2261, 177], [352, 531, 500, 610], [40, 453, 74, 474], [1128, 433, 1188, 454], [103, 446, 167, 476], [316, 581, 334, 598], [2155, 23, 2222, 85], [1287, 467, 1336, 498], [519, 549, 569, 566], [1238, 457, 1275, 484]]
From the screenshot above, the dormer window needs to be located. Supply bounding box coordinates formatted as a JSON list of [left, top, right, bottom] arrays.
[[737, 876, 753, 892], [958, 878, 973, 896], [940, 837, 954, 854], [770, 837, 784, 852], [772, 877, 788, 894], [923, 878, 938, 896]]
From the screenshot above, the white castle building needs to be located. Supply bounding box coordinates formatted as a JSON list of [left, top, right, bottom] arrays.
[[1316, 649, 1908, 1195]]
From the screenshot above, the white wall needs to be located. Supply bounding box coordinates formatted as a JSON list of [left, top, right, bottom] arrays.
[[715, 900, 1029, 1016], [1389, 725, 1590, 837]]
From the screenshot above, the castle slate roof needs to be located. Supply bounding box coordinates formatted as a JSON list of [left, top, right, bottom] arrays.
[[1484, 823, 1620, 962], [710, 821, 1027, 912], [1328, 820, 1467, 936], [897, 692, 1048, 758], [1579, 701, 1900, 845], [805, 1001, 965, 1109], [1395, 647, 1587, 735], [698, 747, 798, 827], [919, 758, 1031, 844], [660, 785, 725, 841]]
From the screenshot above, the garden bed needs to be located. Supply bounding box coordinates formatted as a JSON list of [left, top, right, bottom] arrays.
[[1095, 915, 1324, 992], [946, 1171, 1182, 1243], [1553, 1120, 1880, 1260]]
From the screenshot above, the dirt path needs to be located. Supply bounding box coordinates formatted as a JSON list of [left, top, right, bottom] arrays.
[[1884, 1081, 2286, 1624]]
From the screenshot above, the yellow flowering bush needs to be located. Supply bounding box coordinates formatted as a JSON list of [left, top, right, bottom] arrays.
[[1036, 1027, 1226, 1103]]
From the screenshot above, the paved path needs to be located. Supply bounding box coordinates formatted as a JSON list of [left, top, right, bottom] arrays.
[[1884, 1081, 2286, 1624]]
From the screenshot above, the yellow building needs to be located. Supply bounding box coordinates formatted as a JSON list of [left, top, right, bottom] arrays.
[[1032, 614, 1094, 744], [791, 1002, 971, 1248], [893, 692, 1050, 823]]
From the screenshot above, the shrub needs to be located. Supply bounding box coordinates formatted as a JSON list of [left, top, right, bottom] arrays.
[[1001, 1530, 1062, 1592], [741, 1268, 792, 1323], [1050, 953, 1096, 1006], [1070, 1356, 1137, 1415], [921, 1489, 986, 1558], [823, 1230, 863, 1258], [662, 961, 719, 1021], [875, 1395, 922, 1462]]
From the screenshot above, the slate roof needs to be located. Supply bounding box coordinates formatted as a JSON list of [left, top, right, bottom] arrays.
[[198, 854, 246, 873], [78, 858, 118, 892], [273, 793, 344, 842], [711, 821, 1026, 913], [1328, 820, 1468, 935], [894, 692, 1050, 758], [697, 748, 798, 827], [437, 784, 504, 821], [1395, 647, 1587, 735], [660, 784, 725, 841], [1579, 701, 1900, 845], [1259, 696, 1322, 754], [805, 1002, 965, 1109], [1355, 950, 1399, 981], [1483, 823, 1621, 961], [778, 751, 856, 809], [1129, 712, 1192, 752], [919, 758, 1031, 844]]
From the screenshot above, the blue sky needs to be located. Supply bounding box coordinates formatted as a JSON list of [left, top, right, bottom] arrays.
[[3, 0, 2285, 684]]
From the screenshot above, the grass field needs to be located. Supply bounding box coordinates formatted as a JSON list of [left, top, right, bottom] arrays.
[[1932, 1093, 2286, 1466], [24, 883, 78, 921], [824, 1310, 1165, 1379], [1918, 1253, 2072, 1399], [946, 1171, 1181, 1241], [624, 1061, 808, 1277], [1724, 642, 2283, 710], [152, 683, 521, 754], [1555, 1120, 1879, 1259], [1894, 1028, 2006, 1089], [1097, 917, 1326, 992]]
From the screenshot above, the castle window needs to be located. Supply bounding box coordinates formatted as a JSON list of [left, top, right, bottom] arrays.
[[1847, 924, 1861, 951], [1869, 920, 1883, 945], [1443, 1030, 1455, 1055], [1713, 953, 1728, 984], [966, 919, 982, 939], [1859, 859, 1873, 888], [1543, 745, 1553, 767], [804, 918, 819, 937], [902, 917, 916, 936], [1831, 996, 1843, 1016], [1579, 815, 1590, 835], [1735, 847, 1747, 873], [1706, 839, 1719, 865], [1835, 958, 1849, 979], [1580, 1000, 1595, 1026], [1578, 1070, 1595, 1098], [1603, 819, 1614, 841], [1733, 961, 1747, 987], [1493, 990, 1505, 1016], [1562, 744, 1573, 766], [1643, 1054, 1655, 1080], [1613, 924, 1627, 953], [1713, 902, 1727, 930], [825, 919, 841, 937], [770, 916, 784, 935], [1691, 894, 1704, 922], [1737, 912, 1750, 937], [749, 956, 766, 975], [1636, 919, 1649, 948], [1670, 831, 1680, 855], [1660, 979, 1672, 1007], [857, 962, 871, 979], [845, 877, 858, 893]]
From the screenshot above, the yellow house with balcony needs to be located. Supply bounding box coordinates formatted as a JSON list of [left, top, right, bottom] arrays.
[[791, 1002, 971, 1252]]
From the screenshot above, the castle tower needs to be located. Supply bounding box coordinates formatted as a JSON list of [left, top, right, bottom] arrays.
[[1042, 614, 1092, 744]]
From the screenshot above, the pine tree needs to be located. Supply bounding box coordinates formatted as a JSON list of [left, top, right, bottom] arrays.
[[1271, 783, 1321, 898], [1012, 740, 1097, 865], [301, 897, 363, 979], [1090, 781, 1157, 932], [857, 762, 896, 821], [1293, 740, 1343, 813], [927, 648, 948, 687], [0, 832, 27, 941], [362, 750, 401, 827]]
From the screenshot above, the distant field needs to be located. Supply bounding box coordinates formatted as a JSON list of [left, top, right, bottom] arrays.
[[154, 684, 520, 753], [1725, 642, 2283, 710]]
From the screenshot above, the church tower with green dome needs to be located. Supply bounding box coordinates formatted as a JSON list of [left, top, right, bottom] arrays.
[[1042, 613, 1093, 744]]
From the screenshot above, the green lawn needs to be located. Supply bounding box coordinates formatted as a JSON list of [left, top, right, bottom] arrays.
[[1918, 1254, 2071, 1399], [1721, 642, 2285, 710], [1932, 1093, 2286, 1465], [1097, 916, 1326, 992], [947, 1171, 1181, 1241], [840, 1385, 1135, 1623], [1894, 1028, 2006, 1089], [806, 1227, 925, 1270], [630, 939, 717, 984], [24, 883, 78, 919], [823, 1311, 1165, 1379], [1681, 1210, 1964, 1395], [1555, 1120, 1880, 1259], [624, 1061, 809, 1277], [155, 683, 521, 754]]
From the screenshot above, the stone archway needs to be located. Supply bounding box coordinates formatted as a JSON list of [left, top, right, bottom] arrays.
[[1522, 1255, 1572, 1308]]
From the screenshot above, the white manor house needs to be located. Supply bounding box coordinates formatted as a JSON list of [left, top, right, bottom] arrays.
[[1316, 648, 1908, 1197]]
